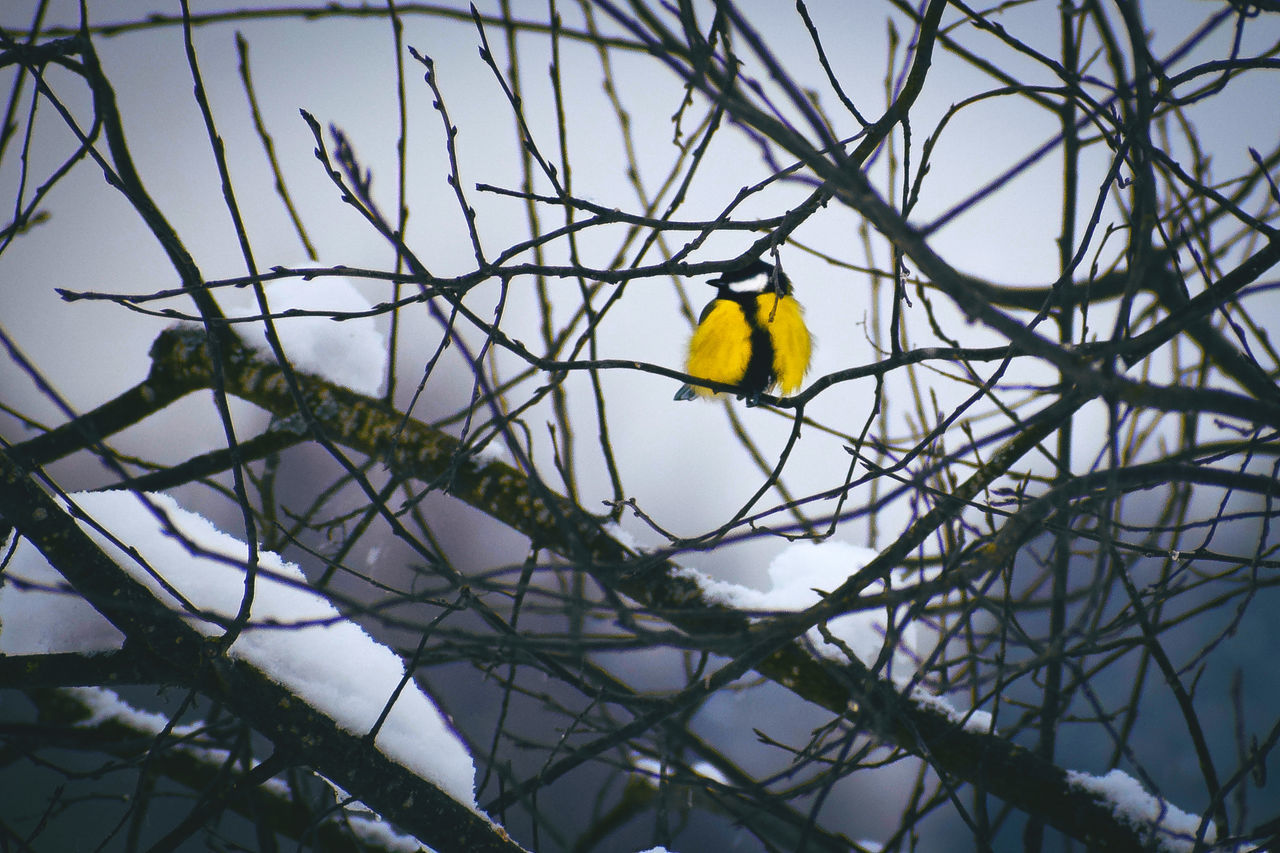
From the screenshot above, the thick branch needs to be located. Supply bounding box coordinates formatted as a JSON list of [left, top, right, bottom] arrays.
[[110, 326, 1160, 851]]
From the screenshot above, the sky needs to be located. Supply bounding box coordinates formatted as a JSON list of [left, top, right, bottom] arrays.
[[2, 3, 1275, 556], [2, 1, 1279, 850]]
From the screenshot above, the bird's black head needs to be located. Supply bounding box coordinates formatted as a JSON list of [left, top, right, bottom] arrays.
[[708, 259, 790, 296]]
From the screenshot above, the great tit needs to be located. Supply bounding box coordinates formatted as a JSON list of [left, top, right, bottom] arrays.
[[674, 259, 812, 404]]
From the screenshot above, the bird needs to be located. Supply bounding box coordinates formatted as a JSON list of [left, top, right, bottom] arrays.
[[674, 259, 812, 404]]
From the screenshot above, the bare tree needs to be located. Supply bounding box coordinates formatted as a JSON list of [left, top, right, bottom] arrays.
[[2, 1, 1279, 851]]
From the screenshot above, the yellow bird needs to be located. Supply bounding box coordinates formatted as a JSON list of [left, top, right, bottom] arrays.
[[674, 259, 812, 404]]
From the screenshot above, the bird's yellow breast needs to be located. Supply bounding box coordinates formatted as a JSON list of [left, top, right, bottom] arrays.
[[683, 300, 755, 397], [682, 293, 811, 399], [755, 293, 811, 395]]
